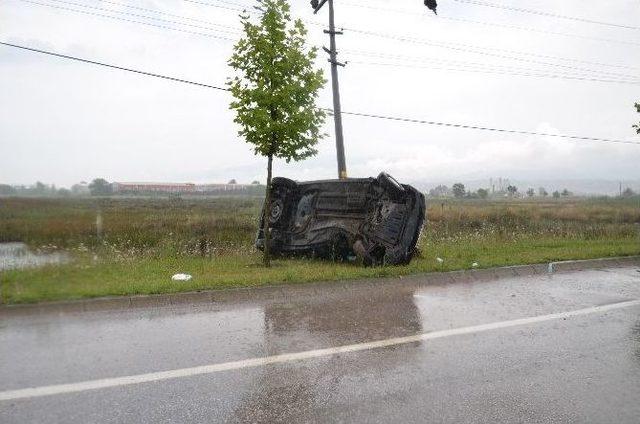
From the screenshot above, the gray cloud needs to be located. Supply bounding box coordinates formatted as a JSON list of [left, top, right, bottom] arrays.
[[1, 0, 639, 187]]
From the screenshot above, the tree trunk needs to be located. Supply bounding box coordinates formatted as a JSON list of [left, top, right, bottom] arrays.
[[263, 154, 273, 267]]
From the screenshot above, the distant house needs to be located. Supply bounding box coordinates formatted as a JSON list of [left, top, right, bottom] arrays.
[[110, 182, 253, 195], [111, 182, 195, 194]]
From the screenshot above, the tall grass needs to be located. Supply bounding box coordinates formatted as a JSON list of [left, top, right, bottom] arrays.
[[425, 199, 639, 244], [1, 196, 638, 304], [1, 196, 638, 258], [0, 197, 260, 256]]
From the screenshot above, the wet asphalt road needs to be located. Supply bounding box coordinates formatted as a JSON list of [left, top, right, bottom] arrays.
[[1, 266, 640, 423]]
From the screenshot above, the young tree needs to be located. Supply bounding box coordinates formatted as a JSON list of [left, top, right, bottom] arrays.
[[538, 187, 548, 197], [507, 185, 518, 197], [622, 187, 636, 197], [561, 188, 571, 197], [552, 190, 561, 199], [228, 0, 326, 266], [526, 188, 535, 197], [452, 183, 466, 198], [634, 103, 640, 134], [476, 188, 489, 199]]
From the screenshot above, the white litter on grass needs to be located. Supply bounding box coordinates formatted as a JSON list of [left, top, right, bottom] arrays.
[[171, 273, 192, 281], [436, 257, 444, 264], [472, 262, 479, 268]]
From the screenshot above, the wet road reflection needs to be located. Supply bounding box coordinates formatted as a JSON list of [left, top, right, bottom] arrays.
[[232, 290, 423, 422]]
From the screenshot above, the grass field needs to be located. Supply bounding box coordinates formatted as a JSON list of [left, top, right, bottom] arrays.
[[1, 196, 639, 304]]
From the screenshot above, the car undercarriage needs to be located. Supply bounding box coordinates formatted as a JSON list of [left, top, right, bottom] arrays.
[[256, 173, 426, 265]]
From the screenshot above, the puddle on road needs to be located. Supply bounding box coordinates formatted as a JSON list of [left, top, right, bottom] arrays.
[[0, 242, 70, 271]]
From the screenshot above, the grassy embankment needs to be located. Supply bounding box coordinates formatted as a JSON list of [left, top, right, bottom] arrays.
[[1, 196, 638, 304]]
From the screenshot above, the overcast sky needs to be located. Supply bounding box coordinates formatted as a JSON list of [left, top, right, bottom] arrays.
[[1, 0, 639, 187]]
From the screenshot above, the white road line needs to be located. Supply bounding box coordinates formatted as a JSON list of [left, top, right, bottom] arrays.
[[1, 299, 638, 402]]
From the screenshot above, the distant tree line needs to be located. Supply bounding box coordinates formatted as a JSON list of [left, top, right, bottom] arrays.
[[0, 182, 74, 197], [0, 178, 269, 198], [426, 183, 586, 199]]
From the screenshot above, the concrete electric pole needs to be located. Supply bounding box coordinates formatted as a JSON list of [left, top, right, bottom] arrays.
[[310, 0, 438, 180], [312, 0, 347, 179]]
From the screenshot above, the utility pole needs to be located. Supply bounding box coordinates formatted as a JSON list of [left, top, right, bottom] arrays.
[[312, 0, 347, 179], [309, 1, 437, 179]]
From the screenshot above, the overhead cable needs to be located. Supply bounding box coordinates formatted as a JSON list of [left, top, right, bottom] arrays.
[[342, 0, 640, 46], [350, 60, 640, 86], [336, 110, 640, 145], [450, 0, 640, 31], [16, 0, 240, 38], [343, 26, 640, 72], [2, 41, 638, 146], [0, 41, 230, 90], [345, 49, 640, 82]]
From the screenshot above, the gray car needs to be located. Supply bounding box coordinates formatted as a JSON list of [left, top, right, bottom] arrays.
[[256, 173, 426, 265]]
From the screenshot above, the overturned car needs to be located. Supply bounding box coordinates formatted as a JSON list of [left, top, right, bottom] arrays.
[[256, 173, 426, 265]]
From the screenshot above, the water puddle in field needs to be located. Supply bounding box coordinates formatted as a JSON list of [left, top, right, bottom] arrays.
[[0, 242, 70, 271]]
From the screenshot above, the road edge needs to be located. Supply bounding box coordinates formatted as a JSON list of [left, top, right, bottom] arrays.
[[2, 255, 639, 315]]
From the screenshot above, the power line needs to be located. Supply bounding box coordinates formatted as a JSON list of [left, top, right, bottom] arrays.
[[11, 1, 639, 85], [350, 60, 640, 86], [451, 0, 640, 31], [343, 26, 640, 73], [188, 0, 640, 54], [14, 0, 317, 41], [11, 1, 640, 84], [198, 0, 250, 8], [1, 41, 638, 146], [177, 0, 640, 73], [16, 0, 236, 40], [345, 49, 640, 83], [46, 0, 241, 35], [336, 111, 640, 145], [145, 0, 640, 76], [78, 0, 243, 32], [181, 0, 246, 13], [341, 0, 640, 47], [437, 15, 640, 48], [180, 0, 326, 28], [16, 0, 241, 37], [33, 0, 632, 80], [0, 42, 230, 91]]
